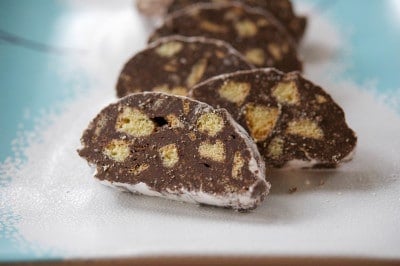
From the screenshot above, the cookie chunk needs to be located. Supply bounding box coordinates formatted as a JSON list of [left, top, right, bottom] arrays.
[[149, 2, 302, 72], [190, 68, 357, 168], [136, 0, 173, 16], [166, 0, 307, 42], [78, 92, 269, 211], [117, 36, 253, 98]]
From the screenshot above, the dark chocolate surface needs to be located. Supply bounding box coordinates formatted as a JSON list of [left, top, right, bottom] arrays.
[[149, 3, 302, 72], [78, 92, 268, 210], [116, 36, 253, 98], [166, 0, 307, 42], [190, 68, 357, 168]]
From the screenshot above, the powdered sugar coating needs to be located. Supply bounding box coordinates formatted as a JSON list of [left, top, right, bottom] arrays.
[[100, 179, 266, 210]]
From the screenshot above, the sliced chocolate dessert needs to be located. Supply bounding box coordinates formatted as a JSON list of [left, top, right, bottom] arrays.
[[166, 0, 307, 42], [190, 68, 357, 168], [149, 2, 302, 72], [78, 92, 269, 210], [117, 36, 253, 98]]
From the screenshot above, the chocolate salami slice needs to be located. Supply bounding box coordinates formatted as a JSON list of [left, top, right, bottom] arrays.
[[78, 92, 269, 211], [117, 36, 253, 98], [166, 0, 307, 42], [149, 2, 302, 72], [190, 68, 357, 168]]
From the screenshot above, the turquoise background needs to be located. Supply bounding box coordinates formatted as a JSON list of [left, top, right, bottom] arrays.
[[0, 0, 399, 261]]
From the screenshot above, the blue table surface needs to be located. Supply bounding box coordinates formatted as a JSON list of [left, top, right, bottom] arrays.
[[1, 0, 400, 261]]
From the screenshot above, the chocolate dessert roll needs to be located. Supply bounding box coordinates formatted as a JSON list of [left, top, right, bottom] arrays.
[[117, 36, 253, 98], [78, 92, 269, 210], [149, 2, 302, 72], [166, 0, 307, 42], [190, 68, 357, 168]]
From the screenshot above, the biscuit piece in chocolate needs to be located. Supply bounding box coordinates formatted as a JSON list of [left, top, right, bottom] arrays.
[[190, 68, 357, 168], [78, 92, 269, 211], [136, 0, 173, 16], [166, 0, 307, 43], [149, 3, 302, 72], [117, 36, 253, 98]]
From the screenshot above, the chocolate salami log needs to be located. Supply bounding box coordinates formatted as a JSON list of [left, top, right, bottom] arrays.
[[190, 68, 357, 168], [78, 92, 269, 211], [166, 0, 307, 43], [149, 2, 302, 72], [117, 36, 253, 98]]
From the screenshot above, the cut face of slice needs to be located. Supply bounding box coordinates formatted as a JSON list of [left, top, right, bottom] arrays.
[[166, 0, 307, 42], [116, 36, 253, 98], [149, 2, 302, 72], [190, 68, 357, 168], [78, 92, 269, 211]]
